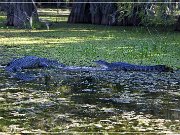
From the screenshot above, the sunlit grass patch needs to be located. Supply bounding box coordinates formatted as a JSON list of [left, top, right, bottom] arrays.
[[40, 16, 68, 22], [38, 8, 70, 16], [0, 36, 84, 45], [38, 8, 70, 23]]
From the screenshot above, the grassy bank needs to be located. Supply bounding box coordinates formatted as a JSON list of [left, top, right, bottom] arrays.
[[0, 14, 180, 68]]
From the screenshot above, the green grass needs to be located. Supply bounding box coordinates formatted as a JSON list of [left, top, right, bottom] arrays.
[[0, 13, 180, 68], [38, 8, 70, 22]]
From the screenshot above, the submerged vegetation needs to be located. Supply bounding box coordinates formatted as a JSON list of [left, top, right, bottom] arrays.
[[0, 69, 180, 133]]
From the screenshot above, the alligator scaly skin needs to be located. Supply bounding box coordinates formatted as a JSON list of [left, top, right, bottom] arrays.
[[94, 60, 173, 72], [5, 56, 65, 72], [5, 57, 173, 81], [5, 56, 65, 81]]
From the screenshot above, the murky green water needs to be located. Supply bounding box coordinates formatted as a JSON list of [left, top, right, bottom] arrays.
[[0, 67, 180, 133]]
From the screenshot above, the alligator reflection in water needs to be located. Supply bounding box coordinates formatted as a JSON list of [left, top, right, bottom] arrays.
[[0, 68, 180, 132]]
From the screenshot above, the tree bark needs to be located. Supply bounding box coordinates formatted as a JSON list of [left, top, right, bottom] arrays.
[[0, 1, 6, 11], [68, 0, 91, 23], [6, 0, 39, 28], [90, 2, 101, 24], [175, 16, 180, 31], [100, 3, 118, 25], [68, 0, 118, 25]]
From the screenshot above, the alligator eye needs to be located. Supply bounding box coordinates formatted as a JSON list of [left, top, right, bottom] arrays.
[[13, 68, 17, 72]]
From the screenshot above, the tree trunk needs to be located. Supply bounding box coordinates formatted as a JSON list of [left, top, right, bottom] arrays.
[[100, 3, 118, 25], [68, 0, 90, 23], [0, 1, 6, 11], [6, 0, 39, 28], [90, 2, 102, 24], [175, 16, 180, 31], [68, 0, 118, 25]]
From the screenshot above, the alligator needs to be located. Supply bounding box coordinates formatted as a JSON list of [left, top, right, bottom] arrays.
[[5, 56, 66, 81], [4, 56, 173, 81], [5, 56, 65, 72], [94, 60, 173, 72]]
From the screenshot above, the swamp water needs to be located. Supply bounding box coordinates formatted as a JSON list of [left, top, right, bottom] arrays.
[[0, 67, 180, 133]]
